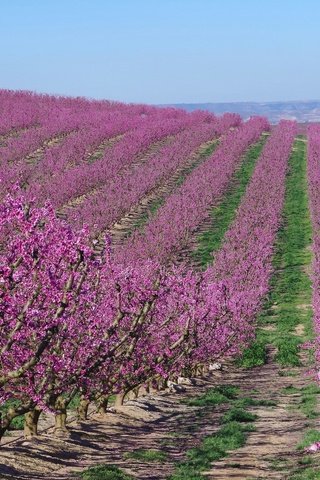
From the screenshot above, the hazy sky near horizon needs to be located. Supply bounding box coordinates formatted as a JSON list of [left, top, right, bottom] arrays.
[[1, 0, 319, 104]]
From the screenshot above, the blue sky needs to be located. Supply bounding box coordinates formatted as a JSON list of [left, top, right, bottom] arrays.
[[1, 0, 319, 104]]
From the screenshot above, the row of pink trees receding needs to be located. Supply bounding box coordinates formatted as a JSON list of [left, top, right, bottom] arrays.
[[206, 120, 297, 345], [115, 119, 296, 357], [30, 111, 236, 210], [0, 92, 299, 443], [0, 90, 52, 135], [0, 88, 164, 137], [0, 107, 143, 192], [1, 91, 217, 199], [0, 120, 298, 441], [0, 92, 244, 440], [116, 116, 269, 264], [307, 125, 320, 381], [0, 191, 242, 438], [67, 117, 237, 233], [0, 90, 242, 216]]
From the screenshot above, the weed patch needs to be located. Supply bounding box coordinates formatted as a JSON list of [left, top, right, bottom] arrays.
[[124, 449, 167, 462], [81, 464, 133, 480], [238, 139, 313, 367]]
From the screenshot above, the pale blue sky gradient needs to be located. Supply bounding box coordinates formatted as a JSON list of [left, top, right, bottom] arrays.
[[1, 0, 319, 103]]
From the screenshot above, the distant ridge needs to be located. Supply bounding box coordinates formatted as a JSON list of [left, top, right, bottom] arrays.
[[165, 100, 320, 123]]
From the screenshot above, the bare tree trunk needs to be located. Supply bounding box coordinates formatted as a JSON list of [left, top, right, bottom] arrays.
[[54, 396, 68, 435], [126, 390, 135, 400], [202, 364, 209, 375], [0, 402, 34, 442], [191, 365, 203, 377], [182, 367, 192, 378], [156, 377, 166, 391], [133, 386, 140, 397], [148, 381, 158, 395], [137, 385, 149, 397], [0, 411, 12, 442], [97, 396, 109, 415], [114, 392, 126, 407], [24, 407, 42, 438], [77, 397, 90, 421], [127, 386, 139, 399]]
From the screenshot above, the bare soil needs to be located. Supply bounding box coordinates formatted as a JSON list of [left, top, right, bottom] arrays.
[[107, 138, 218, 250], [0, 347, 318, 480], [57, 134, 175, 224]]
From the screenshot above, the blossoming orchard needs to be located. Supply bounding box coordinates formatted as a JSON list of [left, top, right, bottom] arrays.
[[0, 90, 320, 478]]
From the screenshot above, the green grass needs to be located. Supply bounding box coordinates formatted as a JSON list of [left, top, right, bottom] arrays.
[[81, 465, 133, 480], [237, 138, 313, 368], [297, 430, 320, 450], [185, 385, 238, 407], [0, 399, 24, 430], [124, 449, 167, 463], [169, 420, 255, 480], [285, 384, 320, 420], [278, 369, 299, 377], [130, 197, 165, 231], [298, 457, 314, 466], [289, 468, 320, 480], [220, 407, 257, 424], [269, 457, 290, 471], [193, 138, 266, 267], [235, 340, 267, 368], [169, 390, 276, 480], [283, 384, 320, 419], [289, 452, 320, 480]]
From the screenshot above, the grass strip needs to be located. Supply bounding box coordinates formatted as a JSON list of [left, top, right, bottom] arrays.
[[193, 136, 266, 268], [124, 449, 167, 463], [289, 467, 320, 480], [237, 138, 313, 368], [283, 385, 320, 419], [168, 389, 277, 480], [81, 465, 133, 480], [286, 431, 320, 479], [184, 385, 238, 407]]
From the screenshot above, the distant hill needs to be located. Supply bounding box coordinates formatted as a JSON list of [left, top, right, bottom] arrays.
[[166, 101, 320, 123]]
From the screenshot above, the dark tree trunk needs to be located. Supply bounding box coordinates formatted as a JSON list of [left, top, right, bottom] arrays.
[[0, 402, 34, 442], [54, 396, 68, 435], [24, 407, 42, 438], [114, 392, 126, 407], [97, 396, 109, 415], [77, 397, 90, 421]]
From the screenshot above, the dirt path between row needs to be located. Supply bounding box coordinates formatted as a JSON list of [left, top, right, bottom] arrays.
[[107, 138, 218, 250], [57, 134, 175, 224], [0, 346, 318, 479], [0, 125, 38, 147], [205, 348, 320, 479], [24, 133, 70, 166]]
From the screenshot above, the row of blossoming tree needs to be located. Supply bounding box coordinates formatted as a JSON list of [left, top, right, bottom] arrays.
[[0, 191, 241, 438], [0, 117, 297, 441], [1, 91, 225, 200], [0, 90, 239, 439], [307, 125, 320, 382]]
